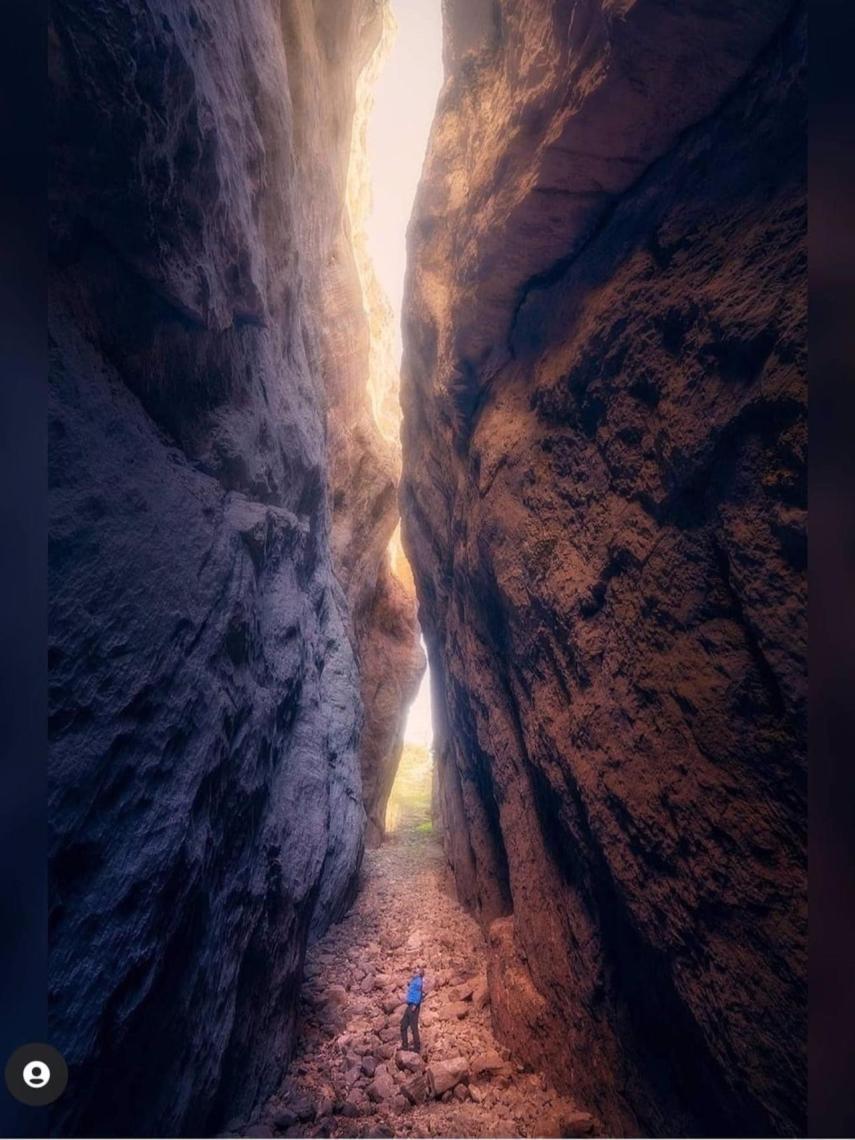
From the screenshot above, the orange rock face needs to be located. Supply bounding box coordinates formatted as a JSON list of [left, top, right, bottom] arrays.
[[401, 2, 806, 1135]]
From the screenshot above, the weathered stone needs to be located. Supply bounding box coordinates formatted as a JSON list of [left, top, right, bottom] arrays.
[[401, 1072, 429, 1107], [439, 1001, 469, 1021], [427, 1057, 469, 1097], [366, 1072, 396, 1104], [471, 1051, 507, 1077], [472, 980, 491, 1010], [48, 0, 423, 1136], [271, 1109, 298, 1130], [400, 1, 807, 1137], [287, 1094, 316, 1124], [395, 1050, 424, 1074]]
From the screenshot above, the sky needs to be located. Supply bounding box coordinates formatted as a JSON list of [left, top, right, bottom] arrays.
[[404, 639, 434, 748], [365, 1, 443, 748], [365, 0, 444, 358]]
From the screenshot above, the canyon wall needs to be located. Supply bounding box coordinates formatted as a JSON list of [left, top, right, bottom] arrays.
[[48, 1, 417, 1135], [401, 1, 806, 1136]]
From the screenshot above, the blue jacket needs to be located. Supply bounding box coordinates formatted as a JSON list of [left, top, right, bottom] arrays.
[[405, 975, 424, 1005]]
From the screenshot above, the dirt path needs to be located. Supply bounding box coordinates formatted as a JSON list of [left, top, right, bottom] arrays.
[[243, 790, 594, 1139]]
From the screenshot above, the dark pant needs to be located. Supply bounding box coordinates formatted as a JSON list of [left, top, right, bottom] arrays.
[[400, 1002, 421, 1052]]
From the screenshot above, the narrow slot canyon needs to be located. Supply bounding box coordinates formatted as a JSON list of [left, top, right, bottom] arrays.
[[48, 2, 806, 1140]]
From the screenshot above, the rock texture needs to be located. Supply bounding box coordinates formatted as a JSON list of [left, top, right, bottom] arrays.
[[401, 2, 806, 1136], [49, 1, 418, 1135], [243, 807, 593, 1139]]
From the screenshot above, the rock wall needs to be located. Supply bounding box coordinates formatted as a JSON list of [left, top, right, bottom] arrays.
[[401, 1, 806, 1136], [49, 1, 417, 1135]]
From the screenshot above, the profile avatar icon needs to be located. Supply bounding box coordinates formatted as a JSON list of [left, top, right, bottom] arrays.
[[23, 1061, 51, 1088], [5, 1043, 67, 1105]]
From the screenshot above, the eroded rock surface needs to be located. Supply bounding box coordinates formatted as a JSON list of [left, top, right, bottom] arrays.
[[245, 820, 593, 1139], [49, 1, 417, 1135], [401, 2, 806, 1136]]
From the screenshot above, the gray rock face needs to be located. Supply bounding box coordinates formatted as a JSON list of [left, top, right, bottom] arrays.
[[401, 1, 806, 1137], [48, 1, 410, 1135]]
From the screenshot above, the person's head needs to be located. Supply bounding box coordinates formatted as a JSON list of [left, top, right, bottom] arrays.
[[418, 966, 425, 978]]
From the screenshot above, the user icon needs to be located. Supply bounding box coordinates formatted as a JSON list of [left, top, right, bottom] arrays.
[[5, 1042, 67, 1105], [22, 1060, 51, 1088]]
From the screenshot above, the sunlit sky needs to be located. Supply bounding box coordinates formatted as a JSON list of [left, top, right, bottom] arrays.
[[364, 1, 443, 748], [365, 0, 444, 359]]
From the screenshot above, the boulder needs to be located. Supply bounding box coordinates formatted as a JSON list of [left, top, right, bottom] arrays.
[[471, 1050, 506, 1077], [452, 978, 478, 1001], [439, 1001, 469, 1021], [327, 984, 348, 1007], [401, 1073, 429, 1106], [472, 980, 490, 1010], [395, 1050, 424, 1074], [427, 1057, 469, 1097], [289, 1094, 316, 1123], [535, 1108, 595, 1138], [366, 1072, 396, 1104], [314, 1090, 335, 1120]]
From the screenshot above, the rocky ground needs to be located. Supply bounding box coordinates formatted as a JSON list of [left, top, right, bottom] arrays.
[[236, 784, 595, 1139]]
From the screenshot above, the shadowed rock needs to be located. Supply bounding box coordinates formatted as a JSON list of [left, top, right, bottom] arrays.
[[48, 1, 418, 1135], [401, 1, 806, 1135]]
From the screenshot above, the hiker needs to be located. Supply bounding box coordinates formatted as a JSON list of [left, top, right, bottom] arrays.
[[400, 966, 426, 1054]]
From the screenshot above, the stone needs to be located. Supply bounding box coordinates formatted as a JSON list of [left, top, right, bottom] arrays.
[[439, 1001, 469, 1021], [535, 1108, 595, 1139], [271, 1109, 297, 1130], [395, 1050, 424, 1074], [471, 1051, 506, 1077], [287, 1095, 316, 1123], [399, 1, 807, 1136], [327, 985, 348, 1008], [48, 0, 423, 1136], [452, 978, 478, 1001], [314, 1091, 335, 1121], [401, 1073, 429, 1106], [453, 1084, 469, 1102], [472, 981, 491, 1010], [366, 1072, 396, 1104], [427, 1057, 469, 1097]]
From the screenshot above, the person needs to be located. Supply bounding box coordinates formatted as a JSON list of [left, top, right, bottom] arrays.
[[400, 966, 426, 1054]]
